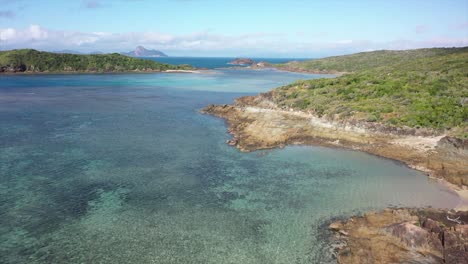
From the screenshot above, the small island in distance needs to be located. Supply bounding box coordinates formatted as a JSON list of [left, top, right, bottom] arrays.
[[121, 46, 168, 58], [228, 58, 255, 65]]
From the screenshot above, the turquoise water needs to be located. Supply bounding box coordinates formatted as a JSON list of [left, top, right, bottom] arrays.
[[146, 57, 311, 69], [0, 69, 459, 263]]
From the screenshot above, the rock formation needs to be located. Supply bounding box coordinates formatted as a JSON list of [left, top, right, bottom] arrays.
[[328, 208, 468, 263]]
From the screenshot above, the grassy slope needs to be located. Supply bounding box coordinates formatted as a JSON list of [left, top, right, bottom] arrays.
[[271, 48, 468, 137], [0, 49, 193, 72], [276, 47, 468, 73]]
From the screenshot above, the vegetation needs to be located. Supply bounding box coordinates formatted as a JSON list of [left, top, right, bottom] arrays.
[[271, 48, 468, 137], [0, 49, 193, 73], [275, 47, 468, 73]]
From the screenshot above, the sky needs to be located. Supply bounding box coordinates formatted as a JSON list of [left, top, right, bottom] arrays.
[[0, 0, 467, 57]]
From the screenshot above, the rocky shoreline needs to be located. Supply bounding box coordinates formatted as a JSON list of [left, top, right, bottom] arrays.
[[328, 208, 468, 263], [202, 93, 468, 263], [201, 95, 467, 189]]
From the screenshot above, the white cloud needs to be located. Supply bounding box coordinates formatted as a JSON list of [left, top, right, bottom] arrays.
[[29, 25, 48, 40], [0, 28, 16, 41], [0, 25, 467, 56]]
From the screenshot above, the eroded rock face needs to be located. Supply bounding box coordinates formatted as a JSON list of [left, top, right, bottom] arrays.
[[328, 209, 468, 264]]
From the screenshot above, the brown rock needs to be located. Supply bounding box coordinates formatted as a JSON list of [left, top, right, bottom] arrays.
[[227, 139, 238, 146], [385, 222, 442, 251], [329, 221, 343, 231], [423, 218, 442, 233], [443, 228, 467, 251], [328, 209, 468, 263], [339, 230, 349, 236], [444, 249, 468, 264]]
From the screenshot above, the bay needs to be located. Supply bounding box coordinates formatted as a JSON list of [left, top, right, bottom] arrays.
[[0, 68, 458, 263]]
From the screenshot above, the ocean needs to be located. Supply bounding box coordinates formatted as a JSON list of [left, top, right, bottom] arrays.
[[146, 57, 310, 69], [0, 66, 459, 263]]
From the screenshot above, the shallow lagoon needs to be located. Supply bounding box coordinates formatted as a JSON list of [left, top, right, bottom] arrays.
[[0, 69, 459, 263]]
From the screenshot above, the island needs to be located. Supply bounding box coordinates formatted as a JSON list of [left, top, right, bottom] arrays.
[[202, 47, 468, 262], [0, 49, 192, 73], [228, 58, 255, 65], [121, 46, 168, 58]]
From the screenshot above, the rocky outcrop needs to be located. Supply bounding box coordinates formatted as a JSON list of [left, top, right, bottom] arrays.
[[328, 208, 468, 264], [0, 64, 27, 73], [228, 58, 255, 65], [201, 96, 468, 188]]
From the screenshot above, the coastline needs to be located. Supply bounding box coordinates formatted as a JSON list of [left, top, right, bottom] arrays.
[[164, 69, 202, 73], [202, 95, 468, 262], [201, 95, 468, 209], [0, 69, 202, 75], [224, 65, 346, 76], [0, 65, 343, 76], [439, 179, 468, 211], [250, 63, 349, 75]]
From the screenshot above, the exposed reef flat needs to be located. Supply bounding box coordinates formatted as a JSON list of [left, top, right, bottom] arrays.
[[201, 94, 468, 206], [328, 208, 468, 263]]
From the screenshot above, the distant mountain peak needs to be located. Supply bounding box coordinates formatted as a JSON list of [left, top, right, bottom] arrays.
[[122, 46, 168, 57]]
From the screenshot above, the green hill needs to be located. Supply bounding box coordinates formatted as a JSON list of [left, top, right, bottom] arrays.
[[270, 48, 468, 137], [276, 47, 468, 73], [0, 49, 193, 73]]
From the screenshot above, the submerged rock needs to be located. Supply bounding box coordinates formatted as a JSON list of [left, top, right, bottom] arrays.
[[226, 139, 238, 146], [329, 221, 344, 231]]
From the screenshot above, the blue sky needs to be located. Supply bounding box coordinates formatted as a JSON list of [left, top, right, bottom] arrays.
[[0, 0, 467, 57]]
